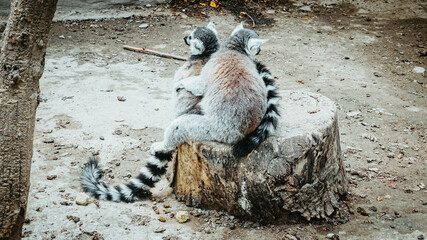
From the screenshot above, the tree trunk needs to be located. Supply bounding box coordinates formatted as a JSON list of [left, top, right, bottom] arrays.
[[173, 90, 348, 223], [0, 0, 57, 239]]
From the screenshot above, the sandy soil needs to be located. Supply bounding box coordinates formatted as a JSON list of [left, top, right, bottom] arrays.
[[2, 0, 426, 239]]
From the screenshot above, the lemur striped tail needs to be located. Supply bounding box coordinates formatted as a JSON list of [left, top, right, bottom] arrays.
[[232, 62, 280, 157], [81, 152, 173, 202]]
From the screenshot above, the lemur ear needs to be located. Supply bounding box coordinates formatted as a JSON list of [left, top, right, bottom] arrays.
[[189, 38, 205, 55], [246, 38, 269, 58], [206, 21, 218, 36], [231, 22, 244, 35]]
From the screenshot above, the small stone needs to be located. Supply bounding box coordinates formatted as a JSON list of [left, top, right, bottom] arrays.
[[373, 72, 382, 77], [368, 206, 377, 212], [368, 168, 379, 173], [43, 139, 54, 144], [46, 175, 57, 180], [99, 136, 105, 140], [205, 228, 211, 234], [117, 96, 126, 101], [229, 223, 236, 230], [163, 203, 171, 208], [418, 182, 425, 190], [387, 153, 395, 158], [175, 211, 189, 223], [153, 227, 166, 233], [66, 215, 80, 223], [58, 35, 65, 39], [158, 216, 166, 222], [412, 66, 425, 74], [139, 23, 149, 29], [357, 207, 369, 216], [266, 10, 275, 14], [284, 234, 298, 240], [299, 6, 312, 12], [75, 193, 90, 206], [417, 234, 424, 240], [346, 111, 361, 117], [327, 233, 339, 239]]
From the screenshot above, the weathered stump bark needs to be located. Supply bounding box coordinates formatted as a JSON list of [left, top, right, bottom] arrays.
[[173, 90, 348, 223]]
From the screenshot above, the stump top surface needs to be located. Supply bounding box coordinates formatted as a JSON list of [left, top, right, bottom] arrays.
[[276, 90, 336, 139]]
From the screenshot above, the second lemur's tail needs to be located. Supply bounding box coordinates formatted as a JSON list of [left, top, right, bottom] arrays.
[[81, 152, 173, 202], [232, 62, 281, 157]]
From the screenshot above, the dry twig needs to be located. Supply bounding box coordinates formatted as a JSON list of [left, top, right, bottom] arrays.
[[123, 45, 187, 61]]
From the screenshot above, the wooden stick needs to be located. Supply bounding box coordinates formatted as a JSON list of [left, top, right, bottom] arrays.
[[123, 45, 187, 61]]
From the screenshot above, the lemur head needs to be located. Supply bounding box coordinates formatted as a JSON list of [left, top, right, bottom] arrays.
[[184, 22, 219, 57], [225, 22, 269, 58]]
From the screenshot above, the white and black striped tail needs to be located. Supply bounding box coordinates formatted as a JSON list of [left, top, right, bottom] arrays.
[[81, 152, 173, 202], [232, 62, 280, 157]]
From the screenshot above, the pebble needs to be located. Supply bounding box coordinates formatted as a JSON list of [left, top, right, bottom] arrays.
[[153, 227, 166, 233], [285, 234, 298, 240], [357, 207, 369, 216], [327, 233, 339, 239], [300, 6, 312, 12], [412, 66, 425, 74], [266, 10, 275, 14], [99, 136, 105, 140], [158, 216, 166, 222], [43, 139, 55, 144], [387, 153, 395, 158], [139, 23, 149, 29], [75, 193, 90, 206], [58, 35, 65, 39], [175, 211, 189, 223], [418, 182, 425, 190], [117, 96, 126, 101], [369, 206, 377, 212], [46, 175, 57, 180], [346, 111, 361, 117], [373, 72, 382, 77], [66, 215, 80, 223], [368, 168, 379, 173], [229, 223, 236, 230]]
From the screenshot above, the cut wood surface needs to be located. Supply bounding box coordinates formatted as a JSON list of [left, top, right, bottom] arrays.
[[173, 90, 348, 223]]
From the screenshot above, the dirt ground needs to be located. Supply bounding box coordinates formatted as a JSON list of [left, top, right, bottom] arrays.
[[1, 0, 426, 239]]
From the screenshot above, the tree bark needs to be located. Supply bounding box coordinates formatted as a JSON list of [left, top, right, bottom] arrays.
[[173, 90, 348, 223], [0, 0, 57, 239]]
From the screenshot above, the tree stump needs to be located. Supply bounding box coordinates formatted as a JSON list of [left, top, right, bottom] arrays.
[[173, 90, 348, 223]]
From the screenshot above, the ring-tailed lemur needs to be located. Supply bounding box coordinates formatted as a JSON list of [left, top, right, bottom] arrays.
[[150, 23, 277, 154], [81, 23, 280, 202], [81, 23, 220, 202], [173, 22, 220, 117]]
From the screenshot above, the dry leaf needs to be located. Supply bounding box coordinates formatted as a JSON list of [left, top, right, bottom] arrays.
[[210, 1, 218, 8]]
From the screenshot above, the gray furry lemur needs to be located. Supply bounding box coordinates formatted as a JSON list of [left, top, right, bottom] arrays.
[[81, 22, 280, 202]]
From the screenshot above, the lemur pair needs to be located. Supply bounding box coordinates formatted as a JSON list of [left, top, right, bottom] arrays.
[[82, 22, 280, 202]]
